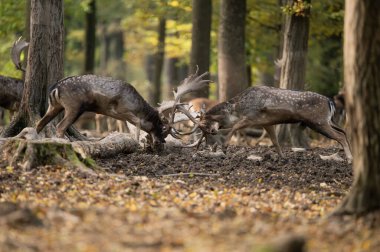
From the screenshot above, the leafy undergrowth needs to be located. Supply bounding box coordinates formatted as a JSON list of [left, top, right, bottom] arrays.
[[1, 142, 380, 252]]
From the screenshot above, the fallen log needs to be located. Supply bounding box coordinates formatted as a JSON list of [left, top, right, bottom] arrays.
[[0, 128, 139, 172]]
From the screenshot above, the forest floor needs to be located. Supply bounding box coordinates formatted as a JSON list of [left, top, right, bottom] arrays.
[[1, 135, 380, 252]]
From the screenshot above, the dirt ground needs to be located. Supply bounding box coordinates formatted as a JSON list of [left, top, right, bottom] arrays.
[[1, 136, 380, 252]]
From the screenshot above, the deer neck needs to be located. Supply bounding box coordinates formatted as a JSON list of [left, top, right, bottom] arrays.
[[140, 105, 164, 132]]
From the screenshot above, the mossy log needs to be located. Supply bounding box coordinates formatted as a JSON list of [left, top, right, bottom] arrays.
[[0, 131, 139, 173]]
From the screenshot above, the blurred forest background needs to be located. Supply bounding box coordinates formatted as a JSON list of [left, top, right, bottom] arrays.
[[0, 0, 344, 102]]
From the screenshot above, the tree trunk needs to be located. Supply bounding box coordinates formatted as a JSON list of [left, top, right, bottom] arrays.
[[189, 0, 212, 98], [149, 18, 166, 106], [108, 21, 126, 79], [22, 0, 31, 80], [277, 0, 310, 148], [84, 0, 96, 74], [99, 24, 110, 75], [47, 0, 64, 85], [218, 0, 248, 102], [335, 0, 380, 215], [165, 57, 179, 99], [1, 0, 53, 137]]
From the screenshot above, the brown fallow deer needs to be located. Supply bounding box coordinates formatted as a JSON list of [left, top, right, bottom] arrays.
[[35, 70, 210, 148], [9, 37, 130, 136], [186, 86, 353, 163]]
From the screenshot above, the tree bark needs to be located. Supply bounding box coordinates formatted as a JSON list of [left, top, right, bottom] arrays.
[[277, 0, 311, 148], [189, 0, 212, 98], [84, 0, 96, 74], [335, 0, 380, 215], [99, 23, 110, 75], [165, 57, 179, 99], [218, 0, 248, 102], [150, 18, 166, 106], [108, 20, 126, 79]]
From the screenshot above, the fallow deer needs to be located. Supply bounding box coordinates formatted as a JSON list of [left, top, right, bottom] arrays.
[[189, 86, 353, 163], [35, 70, 210, 148]]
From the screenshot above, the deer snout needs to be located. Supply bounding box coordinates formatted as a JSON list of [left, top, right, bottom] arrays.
[[208, 122, 220, 135]]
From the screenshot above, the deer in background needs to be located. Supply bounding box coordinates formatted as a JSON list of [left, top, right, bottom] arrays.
[[36, 70, 210, 148], [187, 85, 352, 163], [0, 38, 28, 126], [332, 90, 346, 127]]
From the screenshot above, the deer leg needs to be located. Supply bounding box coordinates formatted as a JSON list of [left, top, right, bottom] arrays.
[[56, 109, 82, 138], [263, 125, 284, 158], [222, 118, 251, 153], [95, 114, 102, 133], [310, 122, 353, 163], [107, 117, 113, 131], [36, 105, 63, 133], [124, 121, 130, 133]]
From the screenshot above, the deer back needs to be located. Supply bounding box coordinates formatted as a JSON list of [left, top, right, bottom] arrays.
[[53, 75, 163, 133]]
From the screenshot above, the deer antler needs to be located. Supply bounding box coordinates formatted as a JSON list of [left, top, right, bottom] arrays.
[[173, 67, 210, 102], [157, 68, 211, 138], [11, 37, 29, 72]]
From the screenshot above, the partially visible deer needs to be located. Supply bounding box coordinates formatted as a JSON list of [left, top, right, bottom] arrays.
[[36, 70, 210, 148], [0, 38, 28, 125], [332, 90, 346, 127], [188, 86, 352, 163], [188, 98, 218, 113], [0, 76, 23, 113]]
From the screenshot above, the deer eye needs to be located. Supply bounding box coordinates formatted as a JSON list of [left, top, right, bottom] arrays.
[[162, 125, 168, 131]]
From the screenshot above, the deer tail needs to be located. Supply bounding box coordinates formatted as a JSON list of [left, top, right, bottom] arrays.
[[328, 99, 336, 121], [48, 88, 60, 106], [328, 99, 346, 134]]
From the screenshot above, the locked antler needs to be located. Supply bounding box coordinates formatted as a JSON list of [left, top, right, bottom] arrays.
[[157, 67, 211, 138]]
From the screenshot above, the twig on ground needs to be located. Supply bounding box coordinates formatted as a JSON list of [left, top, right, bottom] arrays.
[[159, 172, 219, 177]]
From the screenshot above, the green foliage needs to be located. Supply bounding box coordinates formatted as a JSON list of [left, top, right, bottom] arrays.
[[246, 0, 282, 84], [281, 0, 312, 17], [0, 0, 344, 98], [0, 1, 25, 37], [0, 1, 26, 78]]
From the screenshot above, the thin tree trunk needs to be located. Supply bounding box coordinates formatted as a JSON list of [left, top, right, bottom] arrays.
[[99, 23, 110, 75], [277, 0, 310, 148], [218, 0, 247, 101], [166, 57, 179, 99], [108, 20, 126, 79], [84, 0, 96, 74], [189, 0, 212, 98], [151, 18, 166, 106], [335, 0, 380, 215]]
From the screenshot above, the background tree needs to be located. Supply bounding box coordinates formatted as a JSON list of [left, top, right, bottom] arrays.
[[151, 17, 166, 105], [84, 0, 96, 74], [336, 0, 380, 215], [277, 0, 311, 147], [189, 0, 212, 98], [1, 0, 63, 137], [218, 0, 248, 101]]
